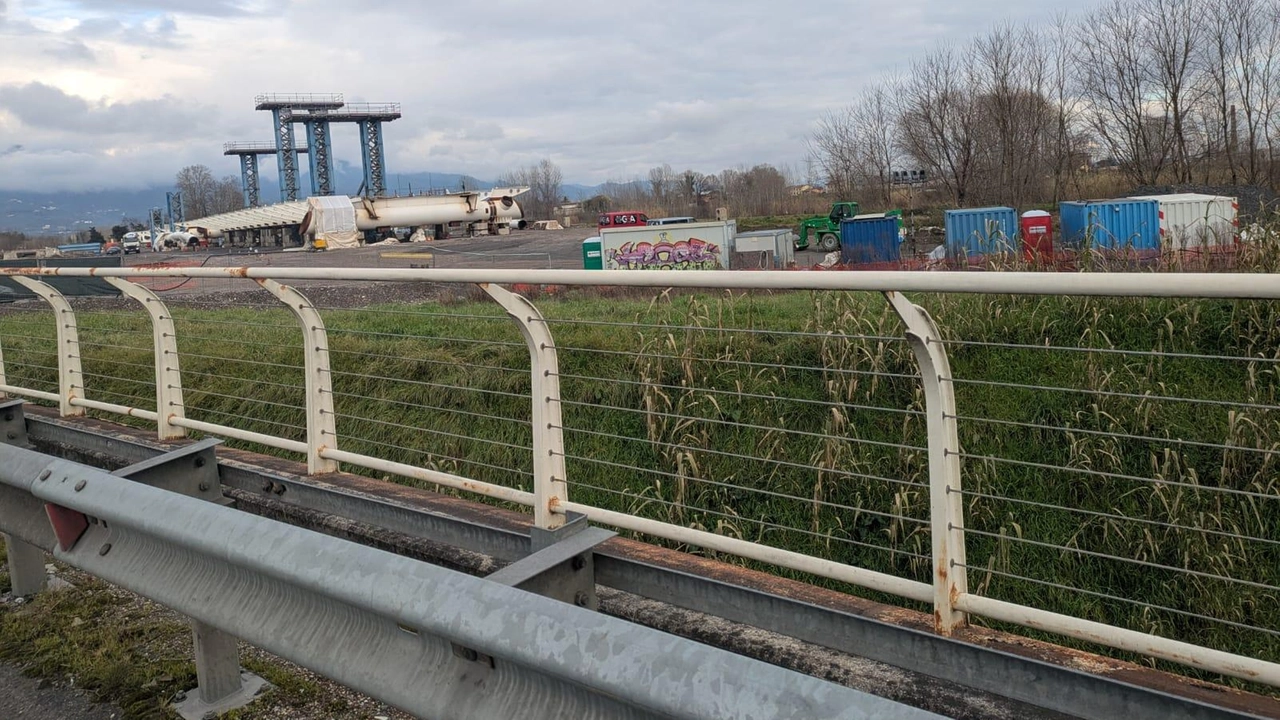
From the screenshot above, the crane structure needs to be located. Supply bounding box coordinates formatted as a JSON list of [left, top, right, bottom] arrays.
[[227, 94, 402, 203], [224, 142, 309, 208]]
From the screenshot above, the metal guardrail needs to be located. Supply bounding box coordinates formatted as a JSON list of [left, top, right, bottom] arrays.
[[0, 265, 1278, 692], [0, 432, 925, 718]]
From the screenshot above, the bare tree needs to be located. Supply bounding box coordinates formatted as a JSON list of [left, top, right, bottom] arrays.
[[1076, 1, 1171, 184], [1139, 0, 1205, 182], [174, 164, 218, 220], [499, 158, 563, 220], [899, 45, 982, 205]]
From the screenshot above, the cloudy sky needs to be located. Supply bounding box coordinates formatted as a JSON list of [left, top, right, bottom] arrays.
[[0, 0, 1080, 193]]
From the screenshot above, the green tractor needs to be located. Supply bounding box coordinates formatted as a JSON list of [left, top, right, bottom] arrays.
[[796, 201, 859, 252]]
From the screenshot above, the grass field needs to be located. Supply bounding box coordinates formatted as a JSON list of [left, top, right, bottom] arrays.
[[2, 280, 1280, 707]]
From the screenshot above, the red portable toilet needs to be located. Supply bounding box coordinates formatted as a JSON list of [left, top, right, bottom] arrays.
[[1021, 210, 1053, 263]]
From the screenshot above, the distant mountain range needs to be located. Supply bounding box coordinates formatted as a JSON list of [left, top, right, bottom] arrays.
[[1, 161, 610, 236]]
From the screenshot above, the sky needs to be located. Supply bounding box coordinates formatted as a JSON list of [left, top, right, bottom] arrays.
[[0, 0, 1081, 193]]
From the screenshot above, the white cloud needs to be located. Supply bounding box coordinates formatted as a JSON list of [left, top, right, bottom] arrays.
[[0, 0, 1082, 192]]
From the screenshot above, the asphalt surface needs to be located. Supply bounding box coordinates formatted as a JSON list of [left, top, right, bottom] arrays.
[[0, 661, 120, 720]]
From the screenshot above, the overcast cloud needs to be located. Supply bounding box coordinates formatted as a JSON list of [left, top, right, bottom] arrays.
[[0, 0, 1080, 192]]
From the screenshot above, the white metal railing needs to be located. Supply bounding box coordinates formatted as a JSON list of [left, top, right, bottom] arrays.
[[1, 266, 1278, 688]]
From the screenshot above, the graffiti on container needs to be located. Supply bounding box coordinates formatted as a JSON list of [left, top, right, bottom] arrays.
[[608, 233, 722, 270]]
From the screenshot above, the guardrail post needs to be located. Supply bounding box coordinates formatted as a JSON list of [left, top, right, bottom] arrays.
[[0, 400, 43, 596], [478, 284, 567, 530], [12, 278, 83, 417], [103, 278, 186, 440], [256, 280, 338, 474], [884, 291, 968, 634]]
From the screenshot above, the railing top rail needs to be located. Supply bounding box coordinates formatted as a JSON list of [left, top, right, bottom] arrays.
[[6, 266, 1280, 299]]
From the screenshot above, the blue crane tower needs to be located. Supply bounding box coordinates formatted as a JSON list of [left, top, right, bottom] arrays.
[[322, 102, 402, 197], [253, 94, 344, 202], [223, 142, 309, 208]]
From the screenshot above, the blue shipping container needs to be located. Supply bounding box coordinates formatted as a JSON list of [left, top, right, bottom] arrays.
[[944, 207, 1018, 258], [840, 217, 901, 265], [1059, 199, 1160, 251]]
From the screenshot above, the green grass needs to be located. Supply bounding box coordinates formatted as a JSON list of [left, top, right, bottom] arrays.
[[3, 283, 1280, 694]]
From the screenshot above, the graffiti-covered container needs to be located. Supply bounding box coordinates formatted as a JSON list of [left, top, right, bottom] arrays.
[[600, 221, 735, 270]]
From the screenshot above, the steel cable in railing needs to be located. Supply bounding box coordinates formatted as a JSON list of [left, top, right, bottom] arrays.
[[945, 376, 1280, 414], [164, 351, 301, 372], [552, 372, 923, 415], [174, 386, 303, 413], [79, 387, 154, 407], [325, 348, 527, 376], [537, 316, 906, 344], [959, 563, 1280, 637], [72, 354, 155, 371], [162, 332, 302, 351], [167, 316, 300, 332], [5, 361, 60, 373], [0, 333, 58, 343], [935, 337, 1280, 365], [952, 414, 1280, 458], [335, 433, 531, 479], [950, 451, 1280, 503], [956, 487, 1280, 549], [567, 479, 932, 564], [557, 445, 928, 526], [327, 390, 530, 428], [70, 370, 152, 387], [554, 344, 923, 384], [557, 424, 927, 489], [958, 525, 1280, 593], [328, 369, 530, 400], [326, 326, 525, 348], [176, 405, 307, 435], [326, 411, 530, 452], [314, 306, 510, 322], [181, 369, 303, 392], [556, 399, 927, 454]]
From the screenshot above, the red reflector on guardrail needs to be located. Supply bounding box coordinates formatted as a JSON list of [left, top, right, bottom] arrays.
[[45, 503, 89, 551]]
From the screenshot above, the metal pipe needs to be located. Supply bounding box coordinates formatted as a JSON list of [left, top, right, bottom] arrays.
[[4, 266, 1280, 299], [69, 398, 158, 421], [955, 593, 1280, 687], [0, 385, 59, 402], [320, 448, 535, 507], [170, 417, 308, 454], [561, 502, 935, 605]]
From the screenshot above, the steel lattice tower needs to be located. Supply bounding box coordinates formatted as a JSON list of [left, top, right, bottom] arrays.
[[254, 94, 344, 201], [223, 142, 309, 207]]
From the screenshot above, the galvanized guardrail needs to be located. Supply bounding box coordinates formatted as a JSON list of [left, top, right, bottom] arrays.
[[0, 431, 923, 718], [0, 265, 1278, 691]]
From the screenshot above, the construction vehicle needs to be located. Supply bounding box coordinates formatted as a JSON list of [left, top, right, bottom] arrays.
[[796, 201, 859, 251]]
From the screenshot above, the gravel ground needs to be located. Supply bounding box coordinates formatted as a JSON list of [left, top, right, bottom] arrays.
[[0, 659, 121, 720], [2, 564, 414, 720]]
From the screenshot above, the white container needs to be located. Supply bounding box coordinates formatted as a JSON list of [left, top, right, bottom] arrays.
[[1130, 193, 1238, 250], [600, 220, 735, 270], [734, 229, 796, 268]]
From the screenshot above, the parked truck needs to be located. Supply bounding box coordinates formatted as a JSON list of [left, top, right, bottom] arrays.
[[796, 202, 859, 251]]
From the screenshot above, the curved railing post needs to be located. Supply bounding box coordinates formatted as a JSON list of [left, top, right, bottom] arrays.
[[478, 283, 567, 531], [884, 291, 968, 634], [13, 277, 83, 417], [104, 278, 186, 440], [257, 279, 338, 474]]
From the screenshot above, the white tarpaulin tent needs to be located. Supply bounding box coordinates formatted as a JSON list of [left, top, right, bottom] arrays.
[[307, 196, 360, 249]]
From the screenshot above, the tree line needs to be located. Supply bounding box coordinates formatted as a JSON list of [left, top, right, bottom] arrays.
[[809, 0, 1280, 209]]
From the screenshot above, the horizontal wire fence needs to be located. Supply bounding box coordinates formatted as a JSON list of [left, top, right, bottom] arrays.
[[318, 300, 535, 493], [165, 289, 308, 447], [0, 304, 59, 401], [928, 293, 1280, 669], [70, 296, 156, 418], [542, 290, 933, 591], [0, 272, 1278, 685]]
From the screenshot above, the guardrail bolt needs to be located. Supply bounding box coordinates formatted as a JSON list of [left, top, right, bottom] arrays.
[[198, 482, 210, 492], [4, 412, 12, 421], [573, 592, 590, 607], [273, 483, 286, 496], [460, 647, 479, 662], [38, 470, 50, 481], [261, 480, 273, 492], [98, 543, 111, 556], [194, 456, 206, 468], [74, 480, 86, 492], [570, 555, 586, 572], [6, 432, 15, 440]]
